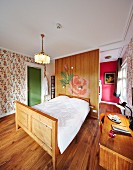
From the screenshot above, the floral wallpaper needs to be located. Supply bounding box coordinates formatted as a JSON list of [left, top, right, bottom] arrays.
[[60, 64, 89, 97], [122, 37, 133, 115], [0, 48, 42, 116]]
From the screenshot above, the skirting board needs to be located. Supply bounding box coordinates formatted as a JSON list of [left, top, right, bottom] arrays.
[[0, 111, 15, 118]]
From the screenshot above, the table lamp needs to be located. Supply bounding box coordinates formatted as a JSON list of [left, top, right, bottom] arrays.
[[118, 102, 133, 130]]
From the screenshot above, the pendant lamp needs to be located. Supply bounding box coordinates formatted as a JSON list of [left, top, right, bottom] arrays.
[[34, 34, 50, 64]]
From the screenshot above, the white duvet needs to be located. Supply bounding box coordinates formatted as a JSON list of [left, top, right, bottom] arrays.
[[32, 96, 90, 154]]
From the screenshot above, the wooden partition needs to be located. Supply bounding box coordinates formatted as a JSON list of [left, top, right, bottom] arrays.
[[55, 49, 99, 118]]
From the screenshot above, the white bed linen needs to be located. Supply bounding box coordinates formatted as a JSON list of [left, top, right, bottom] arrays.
[[32, 96, 90, 154]]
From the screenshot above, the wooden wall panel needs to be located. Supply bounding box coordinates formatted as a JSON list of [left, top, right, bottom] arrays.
[[55, 58, 66, 95], [55, 49, 99, 118]]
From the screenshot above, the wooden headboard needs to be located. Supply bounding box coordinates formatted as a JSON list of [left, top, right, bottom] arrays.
[[59, 94, 90, 103]]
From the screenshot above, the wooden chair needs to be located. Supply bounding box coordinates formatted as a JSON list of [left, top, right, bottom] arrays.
[[99, 113, 105, 133]]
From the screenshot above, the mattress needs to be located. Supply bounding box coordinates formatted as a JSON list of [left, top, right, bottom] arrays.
[[32, 95, 90, 153]]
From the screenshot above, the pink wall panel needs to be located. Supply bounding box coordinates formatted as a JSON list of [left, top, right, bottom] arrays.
[[100, 61, 119, 103]]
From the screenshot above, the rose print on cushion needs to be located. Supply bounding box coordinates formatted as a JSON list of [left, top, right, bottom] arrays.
[[69, 75, 89, 97]]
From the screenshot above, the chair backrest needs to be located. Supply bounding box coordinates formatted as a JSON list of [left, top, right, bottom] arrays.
[[99, 113, 105, 133]]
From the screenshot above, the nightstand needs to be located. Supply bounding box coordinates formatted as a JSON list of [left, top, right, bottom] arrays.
[[89, 105, 97, 118]]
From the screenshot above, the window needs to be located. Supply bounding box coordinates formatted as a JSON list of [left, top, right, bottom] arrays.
[[120, 63, 127, 102]]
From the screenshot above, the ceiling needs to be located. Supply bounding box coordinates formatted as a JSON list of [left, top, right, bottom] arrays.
[[0, 0, 133, 62]]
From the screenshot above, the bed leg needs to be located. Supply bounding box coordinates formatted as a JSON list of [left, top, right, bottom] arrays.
[[15, 109, 20, 131], [75, 135, 78, 144], [16, 123, 20, 131], [53, 157, 57, 170]]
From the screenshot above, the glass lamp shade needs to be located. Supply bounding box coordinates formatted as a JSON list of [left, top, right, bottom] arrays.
[[34, 52, 50, 64]]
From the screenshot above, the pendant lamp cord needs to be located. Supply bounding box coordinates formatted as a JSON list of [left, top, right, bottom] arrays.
[[41, 34, 44, 53]]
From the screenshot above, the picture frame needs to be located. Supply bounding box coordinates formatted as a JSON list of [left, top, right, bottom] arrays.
[[104, 73, 115, 84]]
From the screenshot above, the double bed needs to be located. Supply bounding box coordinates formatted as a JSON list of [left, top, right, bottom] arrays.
[[15, 95, 90, 169]]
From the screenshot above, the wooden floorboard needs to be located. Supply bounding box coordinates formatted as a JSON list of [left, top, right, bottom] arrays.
[[0, 114, 104, 170]]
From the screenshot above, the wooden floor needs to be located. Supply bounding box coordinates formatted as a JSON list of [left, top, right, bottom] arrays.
[[0, 114, 103, 170]]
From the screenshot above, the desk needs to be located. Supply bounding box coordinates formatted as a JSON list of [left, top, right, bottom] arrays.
[[99, 112, 133, 170]]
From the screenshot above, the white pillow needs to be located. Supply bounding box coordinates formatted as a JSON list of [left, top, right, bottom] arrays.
[[69, 97, 90, 114], [50, 95, 70, 102]]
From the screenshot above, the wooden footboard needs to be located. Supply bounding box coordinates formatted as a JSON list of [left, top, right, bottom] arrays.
[[15, 101, 58, 169]]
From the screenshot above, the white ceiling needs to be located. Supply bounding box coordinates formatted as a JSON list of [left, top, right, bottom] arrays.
[[0, 0, 133, 62]]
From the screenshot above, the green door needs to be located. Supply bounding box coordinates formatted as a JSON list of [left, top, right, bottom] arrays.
[[28, 67, 41, 106]]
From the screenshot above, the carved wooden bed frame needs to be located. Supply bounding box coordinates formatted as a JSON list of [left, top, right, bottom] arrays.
[[15, 95, 90, 169]]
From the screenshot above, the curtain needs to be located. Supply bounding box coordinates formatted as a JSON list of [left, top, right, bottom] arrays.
[[44, 76, 49, 96], [114, 58, 122, 97]]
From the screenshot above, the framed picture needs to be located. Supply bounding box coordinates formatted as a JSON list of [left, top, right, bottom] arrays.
[[104, 73, 115, 84]]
